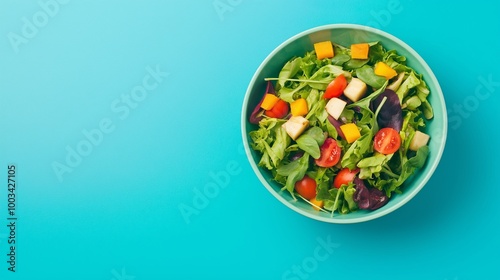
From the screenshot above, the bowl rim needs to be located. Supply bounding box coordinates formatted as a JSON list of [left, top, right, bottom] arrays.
[[241, 23, 447, 224]]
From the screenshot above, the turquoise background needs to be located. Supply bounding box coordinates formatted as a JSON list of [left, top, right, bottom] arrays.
[[1, 0, 499, 279]]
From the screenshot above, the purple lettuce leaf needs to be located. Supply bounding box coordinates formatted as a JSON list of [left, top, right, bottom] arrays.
[[353, 177, 389, 210], [353, 178, 370, 209], [368, 188, 389, 210], [327, 115, 345, 139], [370, 89, 403, 131], [249, 81, 275, 124]]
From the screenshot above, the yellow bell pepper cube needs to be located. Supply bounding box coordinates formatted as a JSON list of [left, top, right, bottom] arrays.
[[374, 62, 398, 79], [291, 98, 308, 116], [260, 94, 280, 110], [310, 197, 324, 211], [350, 43, 370, 59], [314, 41, 334, 60], [340, 123, 361, 143]]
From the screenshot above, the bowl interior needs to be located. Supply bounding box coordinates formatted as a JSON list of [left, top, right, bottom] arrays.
[[241, 24, 447, 223]]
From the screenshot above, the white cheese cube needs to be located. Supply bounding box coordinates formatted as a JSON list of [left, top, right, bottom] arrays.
[[343, 78, 367, 102], [283, 116, 309, 140], [409, 131, 430, 151], [325, 97, 347, 120]]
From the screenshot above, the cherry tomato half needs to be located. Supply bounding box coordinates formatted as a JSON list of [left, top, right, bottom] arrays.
[[333, 168, 359, 189], [294, 175, 317, 200], [373, 127, 401, 154], [323, 74, 347, 99], [265, 99, 289, 118], [315, 138, 341, 168]]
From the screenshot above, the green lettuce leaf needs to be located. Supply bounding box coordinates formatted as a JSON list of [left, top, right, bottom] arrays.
[[317, 183, 357, 214], [249, 118, 289, 170], [396, 71, 420, 102], [357, 153, 392, 179], [276, 153, 310, 195], [397, 145, 429, 185]]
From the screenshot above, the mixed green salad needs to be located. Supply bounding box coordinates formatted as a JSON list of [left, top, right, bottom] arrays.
[[248, 40, 433, 214]]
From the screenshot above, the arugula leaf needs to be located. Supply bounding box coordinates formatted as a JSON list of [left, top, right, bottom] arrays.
[[307, 65, 350, 90], [341, 132, 373, 170], [304, 126, 327, 144], [296, 127, 326, 159], [296, 135, 320, 159], [331, 54, 351, 66], [278, 57, 302, 87], [344, 58, 369, 70], [277, 83, 309, 103], [356, 65, 387, 89]]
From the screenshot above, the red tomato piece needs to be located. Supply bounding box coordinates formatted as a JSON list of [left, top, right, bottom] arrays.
[[373, 127, 401, 154], [265, 99, 289, 118], [323, 74, 347, 99], [294, 175, 317, 200], [333, 168, 359, 189], [315, 138, 341, 168]]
